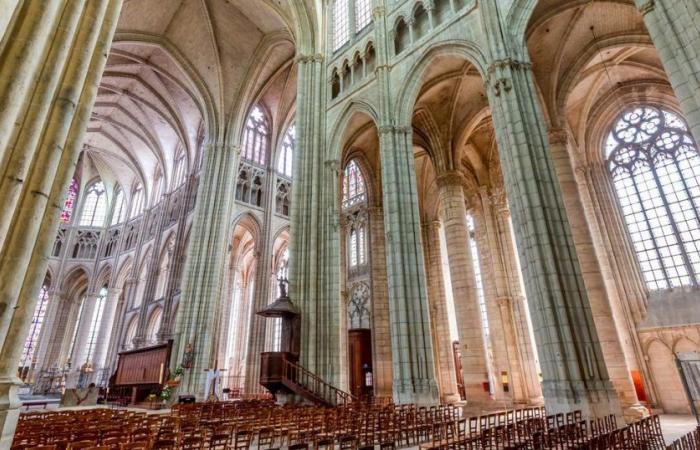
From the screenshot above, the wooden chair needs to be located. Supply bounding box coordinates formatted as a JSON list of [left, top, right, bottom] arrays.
[[289, 444, 310, 450], [232, 430, 252, 450], [118, 443, 148, 450], [66, 441, 97, 450], [208, 425, 233, 450], [339, 434, 359, 450]]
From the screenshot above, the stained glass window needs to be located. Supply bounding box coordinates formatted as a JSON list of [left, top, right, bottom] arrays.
[[355, 0, 372, 32], [350, 229, 358, 267], [278, 124, 295, 178], [79, 181, 107, 227], [607, 106, 700, 290], [19, 284, 50, 371], [242, 105, 269, 165], [111, 187, 126, 225], [342, 160, 367, 209], [333, 0, 350, 50], [60, 178, 79, 224]]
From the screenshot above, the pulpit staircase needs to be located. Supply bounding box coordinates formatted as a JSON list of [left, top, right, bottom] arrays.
[[280, 357, 355, 407]]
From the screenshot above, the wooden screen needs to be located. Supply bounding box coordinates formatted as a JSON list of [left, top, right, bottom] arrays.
[[114, 342, 171, 385]]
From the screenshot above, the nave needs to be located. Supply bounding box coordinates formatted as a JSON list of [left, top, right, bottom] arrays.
[[3, 0, 700, 448]]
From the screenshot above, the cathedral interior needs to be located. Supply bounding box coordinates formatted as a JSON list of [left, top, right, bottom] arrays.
[[2, 0, 700, 448]]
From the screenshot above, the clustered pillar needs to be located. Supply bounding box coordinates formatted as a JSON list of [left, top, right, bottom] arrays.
[[436, 173, 492, 408], [378, 126, 439, 405], [0, 0, 123, 445], [172, 144, 239, 399]]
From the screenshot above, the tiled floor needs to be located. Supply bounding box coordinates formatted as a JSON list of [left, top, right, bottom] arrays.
[[659, 414, 698, 444]]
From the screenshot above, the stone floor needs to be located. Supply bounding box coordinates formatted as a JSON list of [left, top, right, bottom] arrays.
[[659, 414, 698, 444]]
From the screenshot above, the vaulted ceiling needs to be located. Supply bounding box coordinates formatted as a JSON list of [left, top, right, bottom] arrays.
[[82, 0, 310, 204]]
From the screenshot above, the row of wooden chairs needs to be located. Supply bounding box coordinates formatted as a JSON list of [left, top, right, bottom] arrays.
[[420, 413, 667, 450], [667, 426, 700, 450]]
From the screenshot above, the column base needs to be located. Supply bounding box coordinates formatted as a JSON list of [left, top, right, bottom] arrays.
[[393, 379, 440, 406], [543, 380, 623, 421], [441, 393, 462, 404], [622, 403, 650, 421], [0, 376, 22, 450]]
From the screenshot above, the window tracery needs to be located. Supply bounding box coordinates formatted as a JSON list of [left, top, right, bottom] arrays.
[[606, 106, 700, 290], [236, 164, 265, 207], [79, 181, 107, 227], [348, 281, 371, 329], [278, 124, 295, 178], [242, 105, 269, 166], [71, 230, 100, 259], [342, 160, 367, 209]]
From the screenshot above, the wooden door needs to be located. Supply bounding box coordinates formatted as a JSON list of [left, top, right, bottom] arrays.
[[348, 329, 373, 399]]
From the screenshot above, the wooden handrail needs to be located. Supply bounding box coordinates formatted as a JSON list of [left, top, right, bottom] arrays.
[[281, 357, 356, 406]]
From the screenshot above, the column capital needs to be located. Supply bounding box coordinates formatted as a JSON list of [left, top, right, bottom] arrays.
[[496, 296, 512, 309], [378, 124, 412, 135], [485, 58, 532, 96], [324, 159, 340, 174], [436, 170, 468, 189], [372, 6, 386, 19], [490, 185, 509, 213], [296, 53, 324, 63], [206, 143, 241, 155], [548, 128, 568, 146], [637, 0, 655, 15]]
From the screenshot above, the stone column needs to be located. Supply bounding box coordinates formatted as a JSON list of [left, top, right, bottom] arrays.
[[68, 294, 99, 385], [30, 290, 66, 381], [378, 125, 439, 405], [482, 53, 622, 418], [469, 191, 512, 405], [635, 0, 700, 142], [421, 220, 460, 403], [229, 278, 251, 384], [289, 54, 343, 386], [244, 167, 276, 393], [472, 188, 542, 405], [0, 1, 122, 445], [368, 207, 393, 401], [91, 288, 122, 377], [159, 175, 198, 340], [548, 130, 647, 418], [492, 200, 543, 403], [172, 144, 239, 399], [436, 173, 492, 407]]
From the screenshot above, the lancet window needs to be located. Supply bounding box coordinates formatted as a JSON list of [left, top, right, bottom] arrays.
[[606, 106, 700, 290], [79, 181, 107, 227]]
